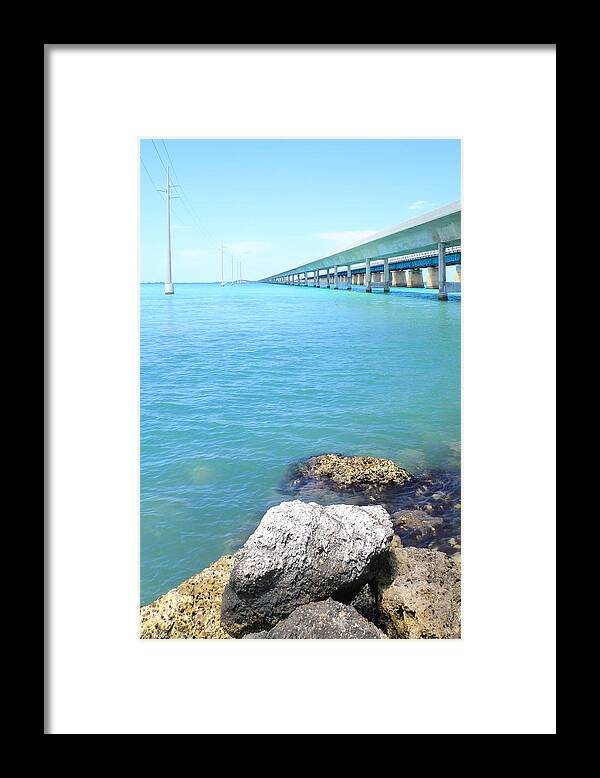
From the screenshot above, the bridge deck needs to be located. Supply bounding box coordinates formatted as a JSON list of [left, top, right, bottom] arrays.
[[264, 201, 461, 282]]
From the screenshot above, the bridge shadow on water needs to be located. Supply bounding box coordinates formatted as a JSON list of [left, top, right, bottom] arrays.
[[350, 287, 461, 303]]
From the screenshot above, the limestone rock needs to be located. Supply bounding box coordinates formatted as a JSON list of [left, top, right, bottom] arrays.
[[242, 598, 387, 639], [220, 500, 393, 637], [140, 555, 234, 639], [295, 453, 412, 491], [375, 536, 461, 639]]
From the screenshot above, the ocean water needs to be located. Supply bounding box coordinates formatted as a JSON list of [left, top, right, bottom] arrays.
[[141, 282, 461, 605]]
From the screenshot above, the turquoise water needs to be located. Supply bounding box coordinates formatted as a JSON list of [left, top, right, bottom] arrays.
[[141, 282, 461, 605]]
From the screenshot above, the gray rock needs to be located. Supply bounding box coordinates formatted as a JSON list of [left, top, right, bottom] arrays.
[[221, 500, 394, 637], [242, 598, 387, 639], [375, 536, 461, 639]]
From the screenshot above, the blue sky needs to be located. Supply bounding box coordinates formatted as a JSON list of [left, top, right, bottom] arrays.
[[140, 139, 461, 283]]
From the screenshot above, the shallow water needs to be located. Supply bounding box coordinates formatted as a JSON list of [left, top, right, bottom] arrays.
[[141, 282, 461, 605]]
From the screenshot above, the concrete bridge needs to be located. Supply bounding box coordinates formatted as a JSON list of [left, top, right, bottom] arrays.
[[261, 201, 461, 301]]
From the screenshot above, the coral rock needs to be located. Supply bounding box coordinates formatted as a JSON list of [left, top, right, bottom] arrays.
[[296, 453, 412, 491], [140, 555, 234, 639]]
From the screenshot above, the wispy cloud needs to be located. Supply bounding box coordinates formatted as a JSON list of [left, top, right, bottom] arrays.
[[177, 248, 205, 258], [228, 240, 272, 254], [408, 200, 428, 210], [316, 230, 377, 245]]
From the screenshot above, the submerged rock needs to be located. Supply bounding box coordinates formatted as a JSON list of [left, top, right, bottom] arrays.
[[392, 509, 444, 543], [374, 536, 461, 639], [140, 554, 234, 639], [220, 500, 394, 637], [242, 598, 387, 639], [295, 454, 412, 492]]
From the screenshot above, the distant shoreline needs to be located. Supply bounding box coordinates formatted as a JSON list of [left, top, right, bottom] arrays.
[[140, 281, 252, 285]]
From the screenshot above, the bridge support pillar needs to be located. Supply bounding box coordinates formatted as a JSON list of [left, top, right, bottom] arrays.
[[346, 265, 352, 290], [391, 270, 406, 286], [365, 259, 372, 292], [334, 266, 339, 289], [406, 269, 424, 288], [438, 242, 448, 301], [455, 265, 461, 283], [383, 258, 390, 293], [425, 267, 439, 288]]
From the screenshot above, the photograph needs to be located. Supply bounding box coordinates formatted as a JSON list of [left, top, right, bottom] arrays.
[[46, 44, 555, 734], [139, 139, 462, 639]]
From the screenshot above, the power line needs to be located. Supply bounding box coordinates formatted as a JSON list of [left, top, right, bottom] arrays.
[[170, 199, 219, 247], [161, 165, 174, 294], [160, 139, 220, 247], [161, 140, 178, 180], [161, 141, 209, 237], [151, 139, 167, 172], [141, 155, 188, 228], [140, 156, 163, 197], [150, 139, 227, 275], [172, 196, 220, 248]]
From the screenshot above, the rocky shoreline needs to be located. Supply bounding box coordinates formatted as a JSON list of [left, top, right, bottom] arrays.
[[140, 454, 461, 640]]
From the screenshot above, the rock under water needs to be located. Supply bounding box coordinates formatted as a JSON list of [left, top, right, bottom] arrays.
[[286, 456, 461, 559]]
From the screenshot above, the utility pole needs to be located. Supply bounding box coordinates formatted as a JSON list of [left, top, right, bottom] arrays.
[[231, 255, 234, 284], [158, 166, 174, 295], [220, 241, 225, 287]]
